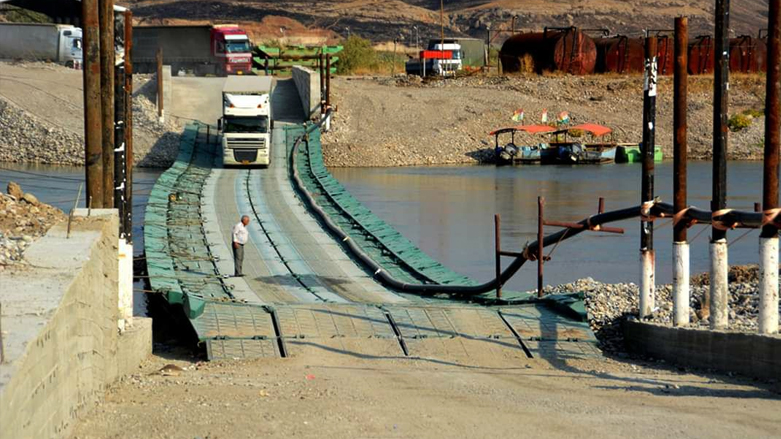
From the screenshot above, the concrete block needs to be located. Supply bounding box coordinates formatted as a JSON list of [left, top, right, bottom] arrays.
[[623, 320, 781, 380]]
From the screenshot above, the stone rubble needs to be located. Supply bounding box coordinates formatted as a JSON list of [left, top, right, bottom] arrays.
[[546, 267, 780, 353], [0, 181, 66, 270]]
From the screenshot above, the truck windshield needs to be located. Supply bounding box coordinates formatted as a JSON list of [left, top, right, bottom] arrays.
[[225, 117, 269, 134], [226, 41, 250, 53]]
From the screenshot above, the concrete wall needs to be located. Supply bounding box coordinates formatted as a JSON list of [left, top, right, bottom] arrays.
[[0, 210, 152, 439], [292, 65, 320, 120], [623, 320, 781, 380]]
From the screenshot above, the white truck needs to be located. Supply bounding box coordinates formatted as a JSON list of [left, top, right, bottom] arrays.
[[0, 23, 82, 66], [219, 76, 274, 166]]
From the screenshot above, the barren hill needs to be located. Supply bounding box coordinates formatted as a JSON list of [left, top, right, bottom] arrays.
[[122, 0, 769, 43]]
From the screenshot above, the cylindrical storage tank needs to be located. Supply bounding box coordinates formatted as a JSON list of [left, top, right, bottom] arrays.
[[500, 28, 597, 75], [688, 35, 714, 75], [729, 35, 767, 73], [656, 36, 675, 75], [594, 36, 644, 73]]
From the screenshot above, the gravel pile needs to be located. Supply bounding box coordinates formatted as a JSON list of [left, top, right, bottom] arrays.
[[0, 72, 182, 168], [0, 181, 66, 270], [547, 268, 779, 352]]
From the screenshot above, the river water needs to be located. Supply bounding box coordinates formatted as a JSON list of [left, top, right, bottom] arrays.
[[332, 161, 768, 292], [1, 161, 768, 297], [0, 163, 162, 315]]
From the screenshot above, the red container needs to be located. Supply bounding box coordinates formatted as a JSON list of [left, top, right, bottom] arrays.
[[500, 27, 597, 75], [420, 50, 453, 60], [656, 36, 675, 75], [688, 35, 714, 75], [729, 35, 766, 73], [594, 36, 644, 73]]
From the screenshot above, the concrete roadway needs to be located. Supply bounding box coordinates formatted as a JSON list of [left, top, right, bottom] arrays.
[[174, 76, 406, 305]]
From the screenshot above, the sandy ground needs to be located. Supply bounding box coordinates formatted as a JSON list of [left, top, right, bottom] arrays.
[[322, 74, 767, 167], [71, 349, 781, 439]]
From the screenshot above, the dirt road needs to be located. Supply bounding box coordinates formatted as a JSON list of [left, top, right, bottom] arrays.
[[323, 74, 767, 167], [72, 351, 781, 439]]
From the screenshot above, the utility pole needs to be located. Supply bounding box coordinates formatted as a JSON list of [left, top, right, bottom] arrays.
[[760, 0, 781, 334], [710, 0, 730, 329], [83, 0, 103, 208], [99, 0, 115, 207], [640, 36, 658, 319], [673, 17, 689, 327]]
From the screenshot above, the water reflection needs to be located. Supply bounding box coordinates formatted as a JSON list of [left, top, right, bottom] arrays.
[[333, 162, 766, 291]]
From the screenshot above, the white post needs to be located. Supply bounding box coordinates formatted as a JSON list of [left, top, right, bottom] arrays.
[[118, 238, 134, 331], [640, 249, 655, 318], [709, 240, 729, 329], [673, 242, 690, 326], [759, 236, 779, 334]]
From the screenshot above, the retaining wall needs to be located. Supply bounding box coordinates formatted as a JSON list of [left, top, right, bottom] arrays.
[[292, 65, 320, 120], [623, 320, 781, 380], [0, 210, 152, 439]]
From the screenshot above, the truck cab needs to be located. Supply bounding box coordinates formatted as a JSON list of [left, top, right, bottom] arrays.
[[211, 25, 253, 75], [219, 76, 273, 166]]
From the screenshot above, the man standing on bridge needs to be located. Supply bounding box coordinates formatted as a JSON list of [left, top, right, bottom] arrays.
[[232, 215, 250, 277]]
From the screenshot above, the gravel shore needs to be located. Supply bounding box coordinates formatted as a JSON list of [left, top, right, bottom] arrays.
[[323, 74, 766, 167], [547, 266, 779, 353]]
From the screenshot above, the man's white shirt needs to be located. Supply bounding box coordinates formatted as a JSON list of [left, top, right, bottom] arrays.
[[232, 222, 249, 245]]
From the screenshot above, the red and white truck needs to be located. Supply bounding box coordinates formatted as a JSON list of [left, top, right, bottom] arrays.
[[132, 24, 252, 76]]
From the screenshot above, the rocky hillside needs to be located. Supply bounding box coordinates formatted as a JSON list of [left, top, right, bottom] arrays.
[[122, 0, 769, 43]]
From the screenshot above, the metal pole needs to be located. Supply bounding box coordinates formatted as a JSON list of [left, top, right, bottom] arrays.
[[99, 0, 114, 208], [640, 36, 658, 319], [495, 214, 502, 299], [124, 10, 133, 242], [760, 0, 781, 334], [83, 0, 103, 208], [673, 17, 690, 327], [157, 47, 164, 121], [537, 197, 544, 298], [710, 0, 731, 329]]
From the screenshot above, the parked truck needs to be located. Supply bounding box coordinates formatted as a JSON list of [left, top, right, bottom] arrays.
[[219, 76, 274, 166], [132, 24, 253, 76], [0, 23, 82, 66]]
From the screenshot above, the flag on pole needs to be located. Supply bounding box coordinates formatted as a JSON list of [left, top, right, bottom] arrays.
[[558, 111, 570, 124], [511, 109, 524, 122], [541, 109, 548, 123]]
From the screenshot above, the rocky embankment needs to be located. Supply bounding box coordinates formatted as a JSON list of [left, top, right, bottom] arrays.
[[0, 63, 181, 168], [323, 75, 766, 167], [548, 265, 778, 353], [0, 182, 66, 270]]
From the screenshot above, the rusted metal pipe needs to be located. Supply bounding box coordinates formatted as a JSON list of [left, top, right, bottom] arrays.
[[710, 0, 731, 330], [537, 196, 544, 298], [640, 36, 658, 318], [157, 47, 164, 120], [83, 0, 103, 208], [326, 54, 332, 110], [124, 9, 133, 241], [674, 17, 689, 244], [99, 0, 114, 208], [495, 214, 502, 299]]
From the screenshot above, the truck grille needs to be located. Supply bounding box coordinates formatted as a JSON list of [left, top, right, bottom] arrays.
[[233, 150, 258, 162], [226, 138, 266, 149]]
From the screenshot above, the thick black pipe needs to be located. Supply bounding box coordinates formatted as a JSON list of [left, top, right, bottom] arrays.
[[713, 0, 730, 242], [641, 36, 657, 251], [763, 0, 781, 239]]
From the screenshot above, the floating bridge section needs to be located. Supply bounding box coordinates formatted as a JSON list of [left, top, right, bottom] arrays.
[[145, 117, 599, 362]]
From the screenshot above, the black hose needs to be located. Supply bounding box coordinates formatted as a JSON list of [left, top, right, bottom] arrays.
[[289, 112, 768, 297]]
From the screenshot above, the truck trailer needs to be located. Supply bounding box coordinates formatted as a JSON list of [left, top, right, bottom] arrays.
[[132, 24, 252, 76], [0, 23, 82, 66], [219, 76, 274, 166]]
